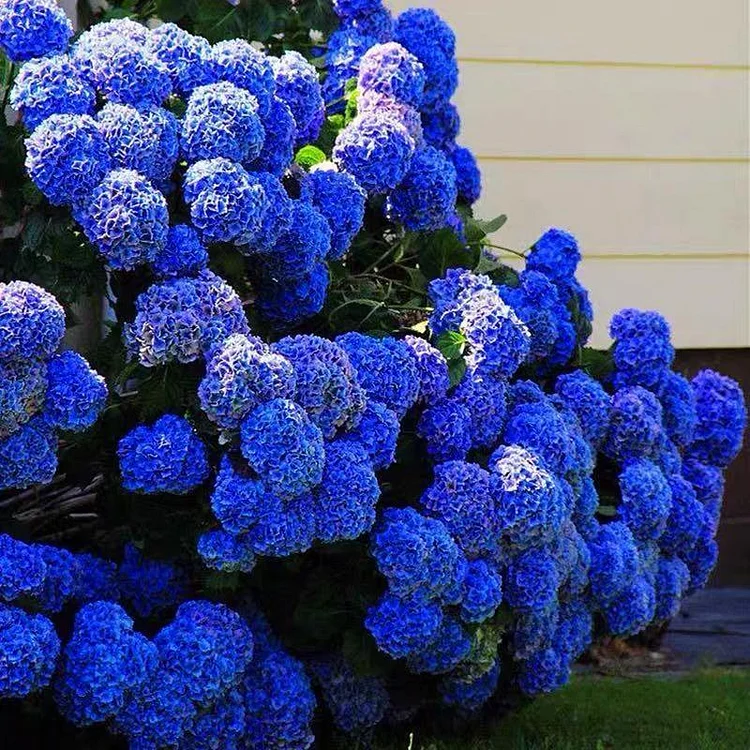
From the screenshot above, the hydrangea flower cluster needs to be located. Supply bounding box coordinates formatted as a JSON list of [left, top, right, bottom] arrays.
[[0, 282, 106, 490]]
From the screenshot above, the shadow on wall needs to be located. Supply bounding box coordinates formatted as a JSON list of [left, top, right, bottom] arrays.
[[675, 349, 750, 586]]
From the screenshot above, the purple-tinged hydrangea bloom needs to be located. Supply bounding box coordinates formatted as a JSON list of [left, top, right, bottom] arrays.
[[300, 164, 367, 260], [1, 277, 63, 354], [688, 369, 747, 468], [54, 601, 157, 725], [212, 39, 276, 117], [338, 332, 420, 417], [311, 655, 389, 734], [333, 111, 415, 194], [273, 51, 324, 143], [247, 96, 296, 176], [80, 168, 169, 270], [0, 416, 58, 491], [404, 335, 450, 406], [152, 223, 208, 279], [460, 559, 503, 623], [341, 400, 400, 470], [11, 55, 95, 131], [365, 592, 443, 659], [450, 144, 482, 204], [25, 113, 110, 206], [421, 461, 498, 558], [182, 82, 265, 164], [184, 158, 268, 245], [618, 458, 672, 541], [554, 370, 612, 447], [43, 350, 106, 432], [357, 90, 424, 144], [199, 334, 296, 430], [0, 603, 60, 698], [417, 397, 472, 462], [408, 615, 471, 674], [0, 0, 73, 62], [0, 533, 46, 603], [604, 385, 663, 462], [386, 145, 457, 231], [610, 309, 674, 390], [117, 544, 188, 618], [145, 23, 215, 96], [118, 414, 209, 495], [313, 439, 380, 543], [358, 42, 425, 107], [0, 358, 46, 440], [123, 270, 250, 366], [255, 262, 329, 328], [440, 660, 500, 712], [273, 334, 364, 439], [240, 398, 325, 500]]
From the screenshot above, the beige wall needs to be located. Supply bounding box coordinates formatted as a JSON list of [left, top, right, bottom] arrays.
[[389, 0, 750, 348]]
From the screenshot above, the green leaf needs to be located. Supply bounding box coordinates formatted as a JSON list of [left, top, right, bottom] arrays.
[[578, 347, 614, 381], [474, 214, 508, 235], [416, 228, 479, 281], [295, 144, 327, 169], [597, 505, 618, 517], [435, 330, 466, 361], [448, 357, 467, 388]]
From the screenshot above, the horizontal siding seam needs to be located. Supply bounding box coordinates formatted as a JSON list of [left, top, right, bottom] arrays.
[[458, 57, 750, 72]]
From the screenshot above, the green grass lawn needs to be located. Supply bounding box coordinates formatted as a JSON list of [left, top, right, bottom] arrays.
[[390, 669, 750, 750]]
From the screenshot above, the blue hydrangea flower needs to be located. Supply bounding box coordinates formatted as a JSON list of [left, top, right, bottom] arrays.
[[460, 559, 503, 623], [54, 601, 158, 725], [0, 533, 46, 603], [490, 445, 564, 549], [341, 400, 400, 470], [601, 574, 656, 636], [80, 168, 169, 270], [337, 332, 420, 417], [255, 262, 329, 327], [657, 371, 697, 448], [408, 615, 472, 674], [43, 350, 106, 432], [123, 270, 250, 366], [246, 96, 296, 176], [71, 20, 149, 85], [682, 524, 719, 593], [365, 592, 443, 659], [142, 106, 180, 185], [681, 458, 725, 505], [181, 685, 245, 750], [658, 475, 704, 557], [332, 0, 384, 18], [118, 414, 209, 495], [246, 491, 317, 557], [358, 42, 425, 107], [242, 171, 293, 254], [604, 386, 663, 462], [617, 458, 672, 541], [117, 544, 188, 618], [417, 397, 472, 462], [421, 101, 459, 150], [610, 309, 674, 391], [0, 603, 60, 698], [312, 439, 380, 543], [452, 368, 507, 450], [25, 113, 110, 206], [197, 529, 257, 574], [264, 200, 331, 280], [300, 164, 367, 260], [440, 660, 500, 712], [11, 55, 95, 131], [199, 334, 296, 430], [0, 358, 46, 440], [394, 8, 458, 106], [324, 27, 376, 112], [403, 335, 450, 406], [420, 461, 498, 559], [210, 454, 271, 535], [358, 90, 425, 144], [554, 370, 611, 447], [273, 334, 364, 439], [525, 228, 581, 288], [97, 103, 160, 180], [386, 145, 457, 231], [273, 51, 324, 143], [0, 416, 57, 491], [518, 647, 568, 696], [73, 552, 119, 603], [450, 144, 482, 204], [212, 39, 276, 117], [240, 398, 325, 500], [0, 0, 73, 62], [36, 544, 78, 613], [556, 598, 592, 660], [311, 655, 389, 734], [184, 158, 268, 245], [513, 604, 559, 659], [504, 548, 560, 611], [688, 369, 747, 468], [654, 556, 690, 621], [152, 223, 208, 279], [182, 82, 265, 164], [145, 23, 215, 96], [586, 521, 640, 604], [333, 111, 416, 193]]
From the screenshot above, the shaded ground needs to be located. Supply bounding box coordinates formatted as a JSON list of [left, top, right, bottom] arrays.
[[383, 668, 750, 750]]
